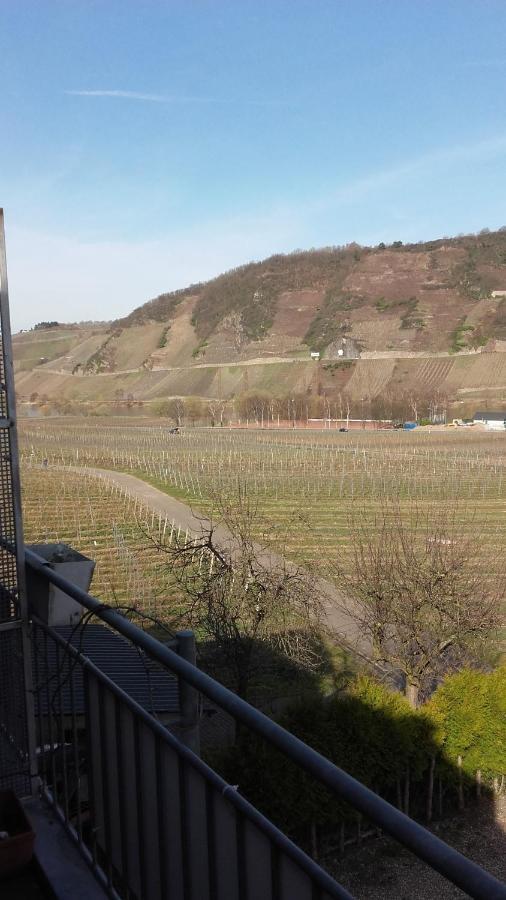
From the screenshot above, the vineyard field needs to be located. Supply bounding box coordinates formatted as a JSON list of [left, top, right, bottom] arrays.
[[19, 420, 506, 580], [20, 463, 182, 622]]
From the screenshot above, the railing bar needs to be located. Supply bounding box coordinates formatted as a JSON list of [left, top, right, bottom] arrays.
[[55, 643, 70, 824], [83, 669, 98, 869], [236, 811, 248, 900], [155, 734, 169, 900], [270, 844, 280, 900], [43, 628, 57, 805], [31, 616, 355, 900], [69, 651, 83, 844], [133, 716, 148, 900], [97, 682, 114, 888], [31, 623, 46, 787], [0, 616, 22, 631], [25, 550, 505, 900], [38, 623, 351, 900], [114, 695, 129, 895], [178, 754, 192, 900], [205, 781, 217, 900]]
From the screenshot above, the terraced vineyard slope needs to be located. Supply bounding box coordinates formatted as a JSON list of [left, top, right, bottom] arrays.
[[13, 229, 506, 415]]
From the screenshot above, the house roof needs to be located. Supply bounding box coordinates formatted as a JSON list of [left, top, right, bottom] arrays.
[[33, 623, 180, 717], [473, 411, 506, 421]]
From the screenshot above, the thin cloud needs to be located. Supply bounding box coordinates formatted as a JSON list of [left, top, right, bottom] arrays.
[[66, 89, 220, 104], [312, 133, 506, 212], [461, 59, 506, 69], [65, 89, 291, 107]]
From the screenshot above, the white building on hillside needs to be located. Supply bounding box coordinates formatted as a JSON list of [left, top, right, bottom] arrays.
[[473, 411, 506, 430]]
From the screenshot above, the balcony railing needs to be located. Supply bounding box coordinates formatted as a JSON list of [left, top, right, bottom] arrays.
[[23, 547, 506, 900]]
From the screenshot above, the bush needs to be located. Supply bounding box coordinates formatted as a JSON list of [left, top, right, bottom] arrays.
[[427, 667, 506, 779], [216, 676, 436, 837], [214, 668, 506, 841]]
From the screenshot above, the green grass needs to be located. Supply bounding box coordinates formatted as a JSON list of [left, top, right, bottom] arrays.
[[450, 322, 475, 353]]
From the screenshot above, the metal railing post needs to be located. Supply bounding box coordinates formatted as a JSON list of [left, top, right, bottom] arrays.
[[0, 210, 38, 796], [176, 630, 200, 756]]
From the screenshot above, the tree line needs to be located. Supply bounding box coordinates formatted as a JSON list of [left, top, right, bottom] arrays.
[[152, 388, 449, 427]]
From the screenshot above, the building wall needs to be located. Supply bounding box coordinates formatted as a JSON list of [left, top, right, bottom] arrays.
[[474, 418, 505, 429]]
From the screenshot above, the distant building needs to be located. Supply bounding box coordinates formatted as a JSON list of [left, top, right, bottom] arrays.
[[325, 337, 360, 359], [473, 411, 506, 430], [491, 290, 506, 298]]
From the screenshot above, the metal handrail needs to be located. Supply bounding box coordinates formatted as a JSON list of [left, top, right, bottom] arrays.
[[33, 614, 350, 899], [25, 547, 506, 900]]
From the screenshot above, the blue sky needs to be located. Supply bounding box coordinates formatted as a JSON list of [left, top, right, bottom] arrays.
[[2, 1, 506, 330]]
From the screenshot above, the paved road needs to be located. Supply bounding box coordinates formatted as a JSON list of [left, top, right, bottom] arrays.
[[68, 465, 375, 664]]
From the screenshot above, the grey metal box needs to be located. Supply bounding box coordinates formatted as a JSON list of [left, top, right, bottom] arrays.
[[25, 543, 95, 626]]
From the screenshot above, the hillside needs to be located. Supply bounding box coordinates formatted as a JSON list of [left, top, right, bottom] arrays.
[[13, 229, 506, 415]]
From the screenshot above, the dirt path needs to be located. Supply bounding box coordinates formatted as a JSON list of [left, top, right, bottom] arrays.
[[40, 356, 306, 377], [69, 465, 375, 663]]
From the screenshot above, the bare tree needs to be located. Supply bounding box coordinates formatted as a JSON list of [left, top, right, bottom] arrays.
[[428, 390, 448, 425], [185, 396, 204, 426], [323, 393, 331, 428], [331, 502, 503, 707], [337, 392, 344, 424], [157, 488, 326, 700], [217, 398, 228, 427], [207, 399, 220, 427], [235, 391, 272, 426], [269, 396, 278, 428], [203, 397, 227, 428], [344, 394, 351, 429], [407, 393, 419, 424], [166, 397, 185, 427]]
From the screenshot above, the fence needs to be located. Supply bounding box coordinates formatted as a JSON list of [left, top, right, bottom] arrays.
[[24, 545, 506, 900], [0, 209, 36, 796], [29, 587, 346, 899]]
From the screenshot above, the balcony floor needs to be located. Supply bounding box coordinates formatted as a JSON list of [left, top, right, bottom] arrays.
[[24, 797, 108, 900]]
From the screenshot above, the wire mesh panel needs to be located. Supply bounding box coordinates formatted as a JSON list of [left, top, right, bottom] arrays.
[[0, 629, 29, 793], [0, 210, 32, 794], [0, 413, 18, 620]]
